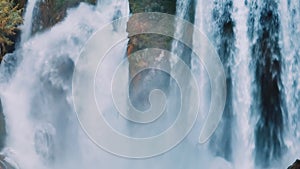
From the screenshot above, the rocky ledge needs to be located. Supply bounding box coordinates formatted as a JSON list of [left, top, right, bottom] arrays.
[[288, 160, 300, 169]]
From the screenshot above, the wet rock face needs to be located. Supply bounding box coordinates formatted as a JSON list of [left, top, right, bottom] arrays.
[[126, 0, 177, 108], [0, 99, 6, 151], [288, 160, 300, 169], [128, 0, 176, 14], [18, 0, 27, 9], [1, 0, 96, 63], [31, 0, 97, 34], [126, 0, 197, 108], [126, 0, 177, 56]]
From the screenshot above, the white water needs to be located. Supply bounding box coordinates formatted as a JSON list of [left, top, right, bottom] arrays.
[[231, 1, 253, 168], [0, 1, 130, 169], [170, 0, 192, 66], [0, 0, 300, 168], [192, 0, 254, 167], [20, 0, 39, 44], [279, 0, 300, 167]]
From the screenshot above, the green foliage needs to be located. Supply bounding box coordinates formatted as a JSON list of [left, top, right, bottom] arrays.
[[0, 0, 23, 46]]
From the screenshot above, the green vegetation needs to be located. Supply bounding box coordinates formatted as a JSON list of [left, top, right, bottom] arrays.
[[0, 0, 23, 62]]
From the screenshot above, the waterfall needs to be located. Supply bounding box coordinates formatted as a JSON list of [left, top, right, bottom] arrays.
[[0, 0, 299, 168], [247, 0, 286, 167], [171, 0, 195, 67], [280, 0, 300, 166], [231, 0, 253, 168], [206, 0, 236, 161], [194, 0, 299, 168], [21, 0, 39, 44], [0, 1, 130, 168]]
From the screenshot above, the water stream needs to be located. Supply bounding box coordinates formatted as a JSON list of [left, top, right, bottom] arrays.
[[20, 0, 39, 44]]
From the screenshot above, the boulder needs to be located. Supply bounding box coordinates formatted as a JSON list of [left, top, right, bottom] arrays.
[[31, 0, 97, 34], [288, 159, 300, 169]]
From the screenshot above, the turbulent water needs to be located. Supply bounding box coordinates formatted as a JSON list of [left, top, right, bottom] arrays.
[[0, 0, 299, 169]]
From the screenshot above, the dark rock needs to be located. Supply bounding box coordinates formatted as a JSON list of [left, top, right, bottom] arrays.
[[126, 0, 177, 108], [126, 0, 198, 108], [0, 99, 6, 151], [288, 160, 300, 169], [31, 0, 97, 34], [127, 0, 196, 66]]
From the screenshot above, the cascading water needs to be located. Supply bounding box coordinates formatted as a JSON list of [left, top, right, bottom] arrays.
[[20, 0, 39, 44], [207, 0, 236, 161], [0, 1, 131, 169], [231, 0, 253, 168], [247, 0, 286, 167], [0, 0, 299, 168], [171, 0, 195, 67], [279, 0, 300, 167], [194, 0, 299, 168]]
